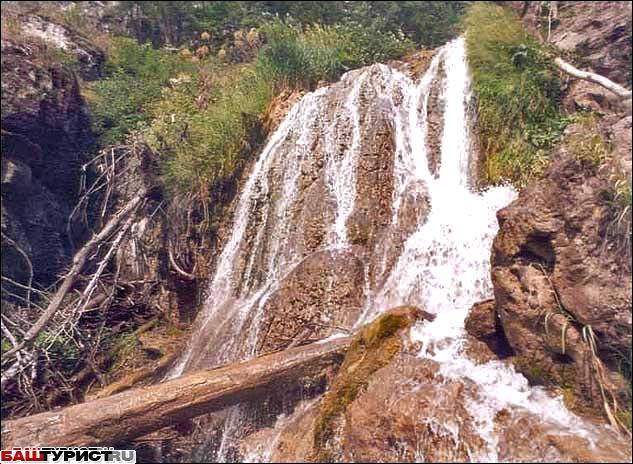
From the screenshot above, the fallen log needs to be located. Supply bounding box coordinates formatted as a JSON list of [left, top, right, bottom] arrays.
[[1, 336, 351, 448]]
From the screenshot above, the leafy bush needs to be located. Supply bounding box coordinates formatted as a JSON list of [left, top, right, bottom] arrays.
[[90, 38, 195, 145], [143, 59, 273, 193], [258, 19, 414, 89], [465, 2, 568, 188]]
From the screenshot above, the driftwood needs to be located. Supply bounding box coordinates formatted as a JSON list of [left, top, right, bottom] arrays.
[[1, 336, 351, 448], [554, 57, 632, 99]]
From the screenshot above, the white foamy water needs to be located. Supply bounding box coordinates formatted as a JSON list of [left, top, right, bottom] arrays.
[[372, 38, 599, 461], [172, 37, 611, 462]]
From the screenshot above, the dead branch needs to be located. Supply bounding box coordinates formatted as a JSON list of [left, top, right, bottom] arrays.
[[554, 57, 632, 99], [3, 189, 148, 361], [1, 351, 34, 390], [0, 276, 49, 300], [1, 232, 34, 310], [168, 243, 196, 280], [76, 213, 136, 315]]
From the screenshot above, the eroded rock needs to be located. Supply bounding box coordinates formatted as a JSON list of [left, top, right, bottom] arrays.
[[491, 124, 632, 408], [256, 249, 365, 354]]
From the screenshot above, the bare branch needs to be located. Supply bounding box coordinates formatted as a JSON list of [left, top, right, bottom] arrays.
[[554, 57, 632, 99], [4, 189, 148, 360], [168, 244, 196, 280]]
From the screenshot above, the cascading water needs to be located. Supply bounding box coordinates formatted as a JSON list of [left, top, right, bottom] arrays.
[[367, 38, 600, 462], [171, 37, 622, 462]]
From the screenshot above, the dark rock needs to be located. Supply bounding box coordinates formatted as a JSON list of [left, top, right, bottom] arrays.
[[1, 37, 94, 292]]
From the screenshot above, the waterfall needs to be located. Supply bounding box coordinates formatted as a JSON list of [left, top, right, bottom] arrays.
[[172, 37, 613, 462]]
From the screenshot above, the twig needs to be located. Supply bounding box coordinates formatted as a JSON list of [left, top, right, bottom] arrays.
[[4, 189, 147, 359], [1, 232, 34, 310], [1, 275, 49, 299]]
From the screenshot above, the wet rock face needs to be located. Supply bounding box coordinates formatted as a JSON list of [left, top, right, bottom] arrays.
[[1, 37, 94, 291], [494, 408, 631, 463], [346, 111, 395, 250], [426, 60, 446, 178], [258, 345, 631, 464], [256, 249, 365, 355], [491, 133, 632, 406], [335, 354, 481, 463]]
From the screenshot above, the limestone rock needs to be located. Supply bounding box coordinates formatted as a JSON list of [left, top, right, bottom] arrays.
[[256, 249, 365, 354], [491, 126, 632, 406]]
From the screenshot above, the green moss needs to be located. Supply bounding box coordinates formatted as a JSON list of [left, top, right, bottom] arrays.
[[464, 2, 569, 188], [1, 339, 12, 354], [513, 356, 557, 386], [312, 308, 417, 461], [108, 333, 141, 373]]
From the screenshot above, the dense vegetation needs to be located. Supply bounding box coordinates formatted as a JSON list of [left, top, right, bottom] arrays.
[[116, 1, 464, 50], [464, 2, 570, 188], [88, 1, 465, 195]]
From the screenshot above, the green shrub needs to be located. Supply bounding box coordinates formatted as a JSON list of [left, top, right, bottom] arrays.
[[465, 2, 568, 188], [90, 38, 195, 145], [144, 59, 274, 193], [258, 19, 414, 89], [35, 331, 80, 372]]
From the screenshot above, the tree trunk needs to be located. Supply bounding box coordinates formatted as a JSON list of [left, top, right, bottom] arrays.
[[1, 336, 351, 448]]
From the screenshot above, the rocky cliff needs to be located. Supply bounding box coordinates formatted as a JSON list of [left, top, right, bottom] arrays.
[[1, 32, 96, 296]]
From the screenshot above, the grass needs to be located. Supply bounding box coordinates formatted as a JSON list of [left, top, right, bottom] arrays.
[[565, 112, 611, 173], [464, 2, 569, 188], [604, 176, 632, 266], [312, 307, 418, 461], [135, 19, 414, 196], [108, 332, 141, 373], [143, 58, 274, 195]]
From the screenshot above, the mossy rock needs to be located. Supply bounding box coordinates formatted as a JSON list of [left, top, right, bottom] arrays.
[[312, 305, 429, 461]]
